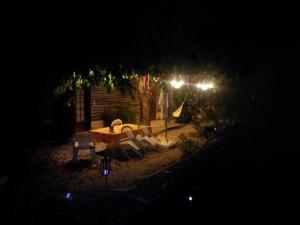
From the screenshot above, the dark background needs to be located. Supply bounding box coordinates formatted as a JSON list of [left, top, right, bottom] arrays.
[[6, 2, 299, 113]]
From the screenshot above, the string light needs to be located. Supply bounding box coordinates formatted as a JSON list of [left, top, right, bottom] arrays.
[[196, 82, 214, 91], [170, 79, 185, 89]]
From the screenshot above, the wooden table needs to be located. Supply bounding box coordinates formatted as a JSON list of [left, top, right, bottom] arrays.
[[90, 124, 152, 146]]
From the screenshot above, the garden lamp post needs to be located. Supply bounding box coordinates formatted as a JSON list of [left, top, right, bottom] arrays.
[[100, 155, 111, 186]]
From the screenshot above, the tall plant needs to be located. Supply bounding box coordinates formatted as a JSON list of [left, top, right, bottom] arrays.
[[172, 68, 253, 131]]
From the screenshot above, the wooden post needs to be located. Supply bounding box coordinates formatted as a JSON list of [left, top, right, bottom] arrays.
[[165, 119, 168, 143], [138, 76, 159, 126], [138, 78, 151, 126]]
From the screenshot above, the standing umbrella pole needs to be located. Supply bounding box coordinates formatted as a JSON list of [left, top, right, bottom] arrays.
[[158, 81, 171, 143], [165, 119, 168, 143]]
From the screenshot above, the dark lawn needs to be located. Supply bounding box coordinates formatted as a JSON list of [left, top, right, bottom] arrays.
[[125, 124, 300, 225]]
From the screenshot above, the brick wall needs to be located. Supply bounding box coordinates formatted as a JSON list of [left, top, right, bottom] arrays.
[[90, 80, 162, 127], [90, 85, 140, 122]]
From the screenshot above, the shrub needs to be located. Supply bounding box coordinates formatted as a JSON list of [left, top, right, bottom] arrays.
[[102, 106, 136, 126], [192, 116, 203, 135], [175, 107, 193, 123], [178, 133, 199, 154]]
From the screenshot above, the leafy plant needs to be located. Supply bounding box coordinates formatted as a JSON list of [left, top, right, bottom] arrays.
[[175, 106, 193, 123], [171, 67, 253, 130], [54, 67, 137, 105], [192, 116, 204, 134], [102, 106, 136, 127], [178, 133, 200, 154]]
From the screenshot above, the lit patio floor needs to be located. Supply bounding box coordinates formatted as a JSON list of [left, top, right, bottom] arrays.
[[33, 120, 208, 195]]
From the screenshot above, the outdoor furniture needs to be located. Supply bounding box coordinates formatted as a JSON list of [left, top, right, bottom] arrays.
[[72, 132, 96, 163], [90, 124, 152, 146], [123, 126, 155, 150], [119, 126, 143, 158], [141, 126, 178, 149], [141, 126, 162, 144], [141, 126, 170, 148], [111, 119, 122, 127]]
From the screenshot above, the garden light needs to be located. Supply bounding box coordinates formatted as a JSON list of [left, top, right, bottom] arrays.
[[170, 79, 185, 89], [100, 155, 111, 186], [196, 82, 214, 91], [65, 192, 72, 200]]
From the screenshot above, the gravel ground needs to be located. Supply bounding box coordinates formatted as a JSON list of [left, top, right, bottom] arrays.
[[34, 122, 207, 194]]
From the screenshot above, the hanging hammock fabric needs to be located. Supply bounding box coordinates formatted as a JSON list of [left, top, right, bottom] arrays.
[[172, 84, 189, 118]]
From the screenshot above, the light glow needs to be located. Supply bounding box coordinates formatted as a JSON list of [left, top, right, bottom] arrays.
[[65, 192, 72, 200], [196, 82, 214, 91], [103, 169, 109, 176], [188, 196, 193, 201], [170, 79, 185, 89]]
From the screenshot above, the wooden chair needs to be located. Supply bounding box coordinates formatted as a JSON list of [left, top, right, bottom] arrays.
[[72, 132, 96, 163], [119, 126, 143, 157], [141, 126, 162, 145], [122, 126, 155, 152]]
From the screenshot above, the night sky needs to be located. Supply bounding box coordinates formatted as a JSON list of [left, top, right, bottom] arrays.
[[9, 2, 300, 73]]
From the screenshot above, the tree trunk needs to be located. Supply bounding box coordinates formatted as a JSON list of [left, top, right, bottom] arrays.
[[141, 93, 150, 125], [138, 78, 151, 125], [138, 77, 158, 126]]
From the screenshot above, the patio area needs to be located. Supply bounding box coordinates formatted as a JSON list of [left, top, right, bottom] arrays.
[[32, 120, 209, 196]]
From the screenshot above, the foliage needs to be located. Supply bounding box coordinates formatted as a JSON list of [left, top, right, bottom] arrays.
[[178, 133, 200, 154], [192, 116, 203, 134], [175, 109, 193, 123], [54, 66, 136, 101], [102, 106, 137, 127], [172, 66, 253, 130], [54, 65, 163, 107], [191, 78, 252, 128]]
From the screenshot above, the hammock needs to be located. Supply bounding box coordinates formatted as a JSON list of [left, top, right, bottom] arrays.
[[173, 83, 189, 118]]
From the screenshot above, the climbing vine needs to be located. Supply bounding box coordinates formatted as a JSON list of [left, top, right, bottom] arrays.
[[54, 65, 161, 108]]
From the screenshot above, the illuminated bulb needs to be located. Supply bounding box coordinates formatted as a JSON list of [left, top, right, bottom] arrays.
[[196, 83, 214, 91], [74, 141, 79, 148], [66, 192, 72, 200], [171, 79, 184, 89], [188, 196, 193, 201], [103, 169, 109, 176], [171, 79, 176, 87]]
